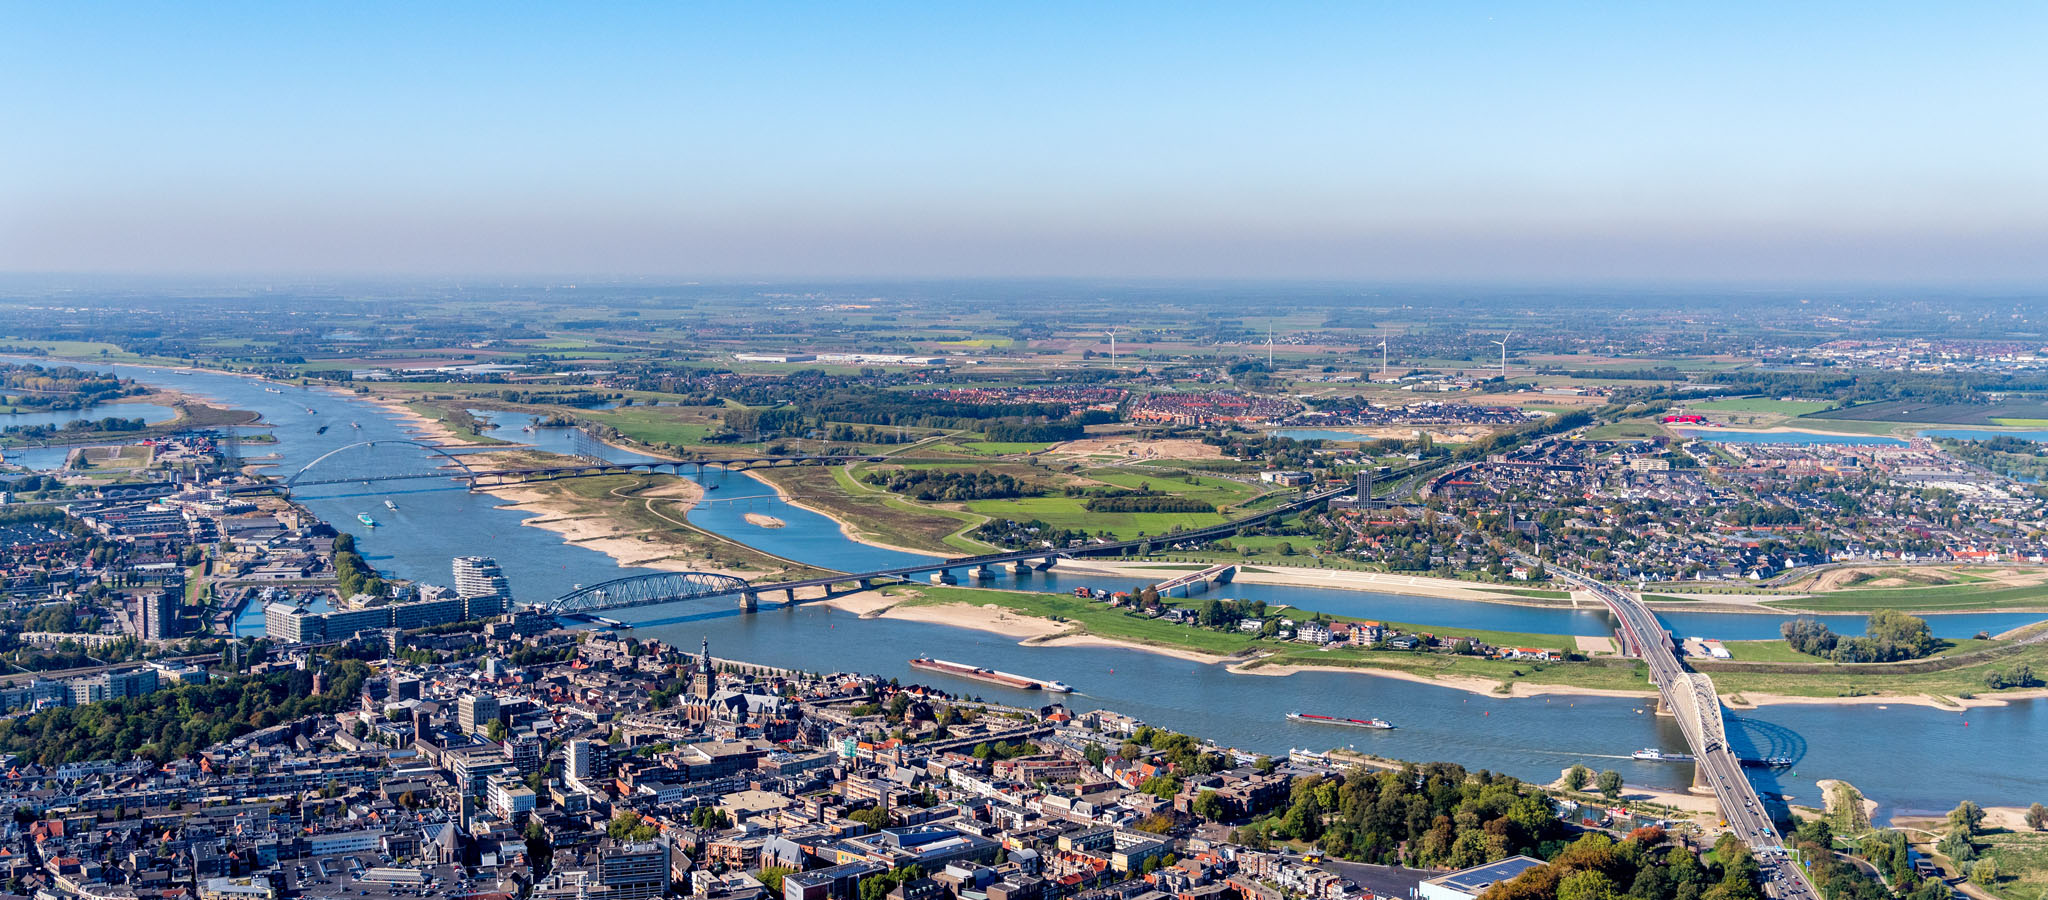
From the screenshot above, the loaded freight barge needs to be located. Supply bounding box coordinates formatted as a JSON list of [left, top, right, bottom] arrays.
[[910, 657, 1073, 693], [1287, 712, 1395, 729]]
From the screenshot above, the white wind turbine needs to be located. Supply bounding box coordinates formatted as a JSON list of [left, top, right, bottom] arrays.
[[1491, 333, 1511, 378]]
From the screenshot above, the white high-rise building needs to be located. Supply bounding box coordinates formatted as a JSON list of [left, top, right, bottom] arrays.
[[452, 556, 512, 616]]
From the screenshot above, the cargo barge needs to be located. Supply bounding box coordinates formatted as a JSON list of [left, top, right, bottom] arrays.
[[1287, 712, 1394, 729], [909, 657, 1073, 693]]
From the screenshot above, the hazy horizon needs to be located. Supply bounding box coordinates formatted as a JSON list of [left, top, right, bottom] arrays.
[[5, 3, 2045, 283]]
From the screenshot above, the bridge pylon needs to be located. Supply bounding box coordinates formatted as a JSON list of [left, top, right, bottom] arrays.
[[740, 590, 759, 612]]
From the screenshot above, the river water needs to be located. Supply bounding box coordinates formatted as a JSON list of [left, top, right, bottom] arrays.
[[9, 359, 2047, 817]]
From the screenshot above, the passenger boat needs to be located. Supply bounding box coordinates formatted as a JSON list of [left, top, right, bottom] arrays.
[[357, 513, 378, 527], [1632, 748, 1695, 762]]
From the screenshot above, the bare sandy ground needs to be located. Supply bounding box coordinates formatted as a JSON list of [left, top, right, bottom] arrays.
[[1815, 779, 1880, 826], [1230, 660, 1662, 701], [819, 594, 1076, 641], [1575, 635, 1619, 654], [1273, 424, 1501, 444], [743, 512, 786, 528], [1545, 771, 1724, 816], [1049, 437, 1224, 461]]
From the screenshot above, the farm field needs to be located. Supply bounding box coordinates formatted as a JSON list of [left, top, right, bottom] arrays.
[[1691, 397, 1838, 415], [1806, 399, 2048, 426], [581, 406, 719, 446]]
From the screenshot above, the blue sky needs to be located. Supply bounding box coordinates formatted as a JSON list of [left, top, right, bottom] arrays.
[[3, 2, 2044, 281]]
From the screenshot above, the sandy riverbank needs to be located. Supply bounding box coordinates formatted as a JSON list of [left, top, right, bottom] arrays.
[[743, 512, 786, 528], [818, 594, 1079, 641], [1545, 771, 1724, 816], [481, 478, 757, 580], [354, 392, 497, 447], [1227, 658, 1663, 703], [1724, 686, 2048, 711], [1049, 558, 1587, 607]]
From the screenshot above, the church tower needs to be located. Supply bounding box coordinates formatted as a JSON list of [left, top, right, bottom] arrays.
[[693, 636, 716, 701]]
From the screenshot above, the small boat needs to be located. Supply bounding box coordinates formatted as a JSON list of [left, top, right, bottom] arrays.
[[1632, 748, 1695, 762], [316, 425, 329, 434], [357, 513, 379, 527], [384, 500, 398, 511], [305, 407, 317, 414], [1288, 713, 1394, 729], [264, 387, 283, 394], [350, 421, 361, 429]]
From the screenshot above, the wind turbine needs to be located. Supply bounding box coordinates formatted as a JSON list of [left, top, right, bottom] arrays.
[[1107, 328, 1118, 363], [1491, 333, 1511, 379], [1378, 339, 1389, 380]]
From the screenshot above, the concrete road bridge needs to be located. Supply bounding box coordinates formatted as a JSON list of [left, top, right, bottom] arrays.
[[1531, 554, 1819, 900]]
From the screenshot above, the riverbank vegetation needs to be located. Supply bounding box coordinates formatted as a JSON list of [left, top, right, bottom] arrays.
[[1781, 611, 1940, 662]]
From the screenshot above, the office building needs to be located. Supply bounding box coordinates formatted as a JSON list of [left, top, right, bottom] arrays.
[[568, 738, 614, 782], [459, 693, 500, 735], [598, 841, 670, 900], [488, 778, 537, 824]]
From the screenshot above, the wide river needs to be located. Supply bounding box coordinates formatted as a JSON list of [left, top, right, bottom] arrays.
[[12, 359, 2047, 819]]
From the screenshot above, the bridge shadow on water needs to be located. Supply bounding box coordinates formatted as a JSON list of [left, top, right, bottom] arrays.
[[293, 484, 471, 502], [618, 607, 752, 629], [1724, 715, 1810, 817]]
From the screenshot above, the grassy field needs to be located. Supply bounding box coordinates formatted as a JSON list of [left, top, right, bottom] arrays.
[[1762, 581, 2048, 612], [1704, 629, 2048, 700], [1582, 421, 1666, 440], [895, 586, 1264, 656], [1977, 830, 2048, 900], [746, 464, 996, 555], [1692, 397, 1838, 415], [962, 496, 1225, 538], [957, 441, 1054, 455], [1992, 418, 2048, 428], [1250, 648, 1654, 693], [1715, 637, 1993, 664], [581, 405, 719, 446], [896, 585, 1583, 657]]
